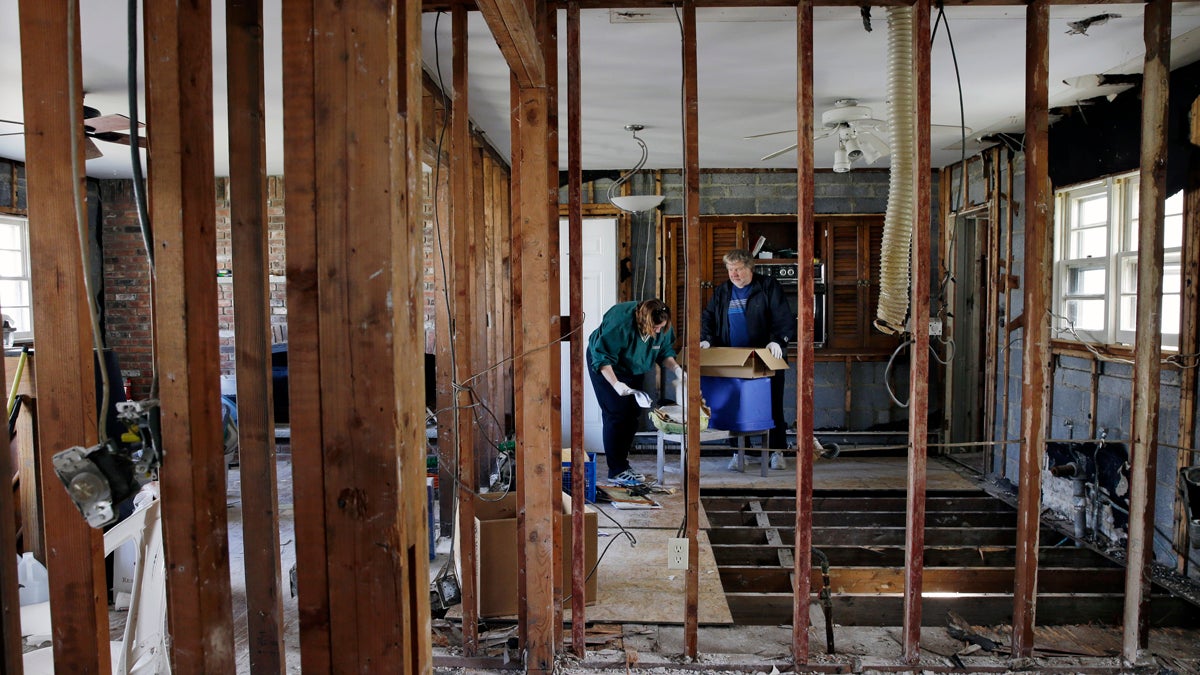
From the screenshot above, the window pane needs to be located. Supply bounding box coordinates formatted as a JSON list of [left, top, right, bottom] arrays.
[[0, 250, 24, 276], [1070, 227, 1107, 258], [1064, 298, 1105, 332], [1164, 214, 1182, 249], [1076, 194, 1107, 226], [1119, 294, 1136, 332], [1163, 265, 1180, 294], [1067, 267, 1106, 295], [1162, 294, 1180, 335], [0, 222, 19, 249], [0, 279, 29, 307]]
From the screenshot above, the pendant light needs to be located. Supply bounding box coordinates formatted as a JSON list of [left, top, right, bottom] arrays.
[[608, 124, 665, 213]]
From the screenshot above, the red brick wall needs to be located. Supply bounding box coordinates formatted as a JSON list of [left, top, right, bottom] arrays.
[[100, 177, 288, 398]]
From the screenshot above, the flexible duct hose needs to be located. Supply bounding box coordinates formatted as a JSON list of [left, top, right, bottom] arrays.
[[875, 6, 916, 335]]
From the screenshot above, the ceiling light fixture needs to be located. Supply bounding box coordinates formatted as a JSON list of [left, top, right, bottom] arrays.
[[608, 124, 665, 213], [832, 143, 851, 173]]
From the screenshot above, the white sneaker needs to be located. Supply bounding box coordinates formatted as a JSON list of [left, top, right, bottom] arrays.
[[727, 453, 741, 471], [769, 451, 787, 470]]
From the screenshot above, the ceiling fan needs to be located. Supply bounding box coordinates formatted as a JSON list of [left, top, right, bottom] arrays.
[[0, 104, 146, 160], [747, 99, 890, 168]]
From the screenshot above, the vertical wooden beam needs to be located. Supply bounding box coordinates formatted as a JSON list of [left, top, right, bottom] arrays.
[[566, 2, 587, 657], [282, 0, 429, 669], [902, 0, 932, 663], [793, 0, 815, 663], [514, 80, 557, 673], [984, 150, 1002, 466], [0, 357, 20, 675], [19, 0, 110, 669], [1124, 0, 1170, 663], [144, 0, 237, 670], [399, 0, 434, 669], [1012, 0, 1051, 658], [681, 0, 702, 659], [1177, 96, 1200, 570], [510, 72, 528, 650], [226, 0, 285, 670], [1001, 153, 1015, 478], [280, 0, 333, 668], [449, 5, 480, 656]]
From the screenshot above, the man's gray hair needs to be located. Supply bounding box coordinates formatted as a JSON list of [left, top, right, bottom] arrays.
[[723, 248, 755, 268]]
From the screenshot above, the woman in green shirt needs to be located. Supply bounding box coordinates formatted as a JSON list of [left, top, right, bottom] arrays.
[[586, 298, 683, 485]]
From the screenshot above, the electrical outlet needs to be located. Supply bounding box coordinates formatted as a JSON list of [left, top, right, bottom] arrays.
[[668, 538, 688, 570]]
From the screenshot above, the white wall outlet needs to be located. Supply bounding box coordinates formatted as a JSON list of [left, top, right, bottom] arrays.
[[668, 538, 689, 570]]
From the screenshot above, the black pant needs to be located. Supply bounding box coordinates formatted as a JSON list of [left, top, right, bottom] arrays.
[[769, 368, 787, 450], [586, 354, 642, 478]]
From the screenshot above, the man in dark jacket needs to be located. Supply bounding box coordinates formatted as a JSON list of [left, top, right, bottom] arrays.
[[700, 248, 795, 468]]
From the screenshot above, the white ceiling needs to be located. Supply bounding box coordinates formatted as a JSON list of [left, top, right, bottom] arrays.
[[2, 3, 1200, 179]]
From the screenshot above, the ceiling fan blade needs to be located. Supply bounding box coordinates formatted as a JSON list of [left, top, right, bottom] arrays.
[[812, 127, 836, 142], [84, 137, 104, 160], [90, 131, 148, 149], [760, 143, 799, 161], [744, 129, 796, 139], [0, 132, 25, 138], [84, 113, 142, 135]]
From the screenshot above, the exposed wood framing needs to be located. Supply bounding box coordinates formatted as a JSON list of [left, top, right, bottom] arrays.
[[983, 149, 1002, 464], [1001, 152, 1015, 479], [566, 2, 588, 656], [475, 0, 546, 89], [543, 6, 565, 651], [280, 0, 429, 669], [902, 0, 932, 662], [1012, 0, 1051, 657], [793, 0, 816, 663], [450, 6, 481, 655], [16, 1, 115, 672], [1178, 95, 1200, 569], [681, 0, 703, 660], [144, 0, 237, 670], [0, 355, 18, 675], [279, 1, 331, 667], [513, 77, 557, 671], [226, 1, 285, 670], [1123, 0, 1170, 662]]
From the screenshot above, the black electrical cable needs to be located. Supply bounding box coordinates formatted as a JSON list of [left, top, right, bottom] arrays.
[[128, 0, 153, 270]]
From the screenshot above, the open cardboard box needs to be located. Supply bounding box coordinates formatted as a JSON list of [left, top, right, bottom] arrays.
[[698, 346, 787, 378], [456, 491, 598, 618]]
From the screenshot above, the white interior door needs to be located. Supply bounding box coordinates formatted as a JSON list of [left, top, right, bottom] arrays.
[[560, 217, 617, 454]]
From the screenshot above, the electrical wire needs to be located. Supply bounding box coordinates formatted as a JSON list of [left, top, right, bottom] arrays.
[[67, 0, 111, 444]]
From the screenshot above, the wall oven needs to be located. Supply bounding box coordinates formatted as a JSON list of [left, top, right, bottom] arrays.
[[755, 261, 826, 348]]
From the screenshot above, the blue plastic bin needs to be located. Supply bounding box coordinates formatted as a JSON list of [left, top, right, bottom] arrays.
[[562, 453, 597, 503], [700, 376, 774, 432]]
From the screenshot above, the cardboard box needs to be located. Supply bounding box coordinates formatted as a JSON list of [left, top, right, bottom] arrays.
[[457, 491, 598, 618], [699, 346, 787, 378]]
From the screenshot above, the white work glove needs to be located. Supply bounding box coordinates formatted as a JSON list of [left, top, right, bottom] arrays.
[[612, 381, 634, 397], [672, 365, 686, 402], [699, 340, 711, 349], [766, 342, 783, 359]]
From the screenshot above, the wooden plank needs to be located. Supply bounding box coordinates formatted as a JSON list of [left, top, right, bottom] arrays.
[[794, 0, 816, 663], [514, 82, 557, 672], [279, 0, 332, 668], [711, 544, 1121, 569], [400, 0, 435, 668], [1177, 96, 1200, 569], [0, 357, 19, 675], [983, 149, 1001, 467], [225, 0, 285, 670], [705, 495, 1009, 512], [1012, 0, 1051, 658], [681, 0, 703, 660], [708, 526, 1060, 547], [903, 0, 932, 661], [566, 2, 587, 657], [450, 6, 480, 655], [144, 0, 237, 670], [719, 566, 1125, 594], [706, 510, 1016, 528], [13, 394, 42, 560], [1124, 0, 1170, 662], [18, 0, 113, 670], [725, 593, 1197, 628], [475, 0, 546, 89]]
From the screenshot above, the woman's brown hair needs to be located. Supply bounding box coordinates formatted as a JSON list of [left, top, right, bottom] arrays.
[[635, 298, 671, 337]]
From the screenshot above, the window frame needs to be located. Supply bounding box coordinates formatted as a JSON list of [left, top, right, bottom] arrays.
[[1052, 172, 1183, 349], [0, 214, 32, 336]]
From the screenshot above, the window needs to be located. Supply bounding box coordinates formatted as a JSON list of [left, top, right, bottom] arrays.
[[0, 215, 32, 336], [1053, 173, 1183, 348]]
